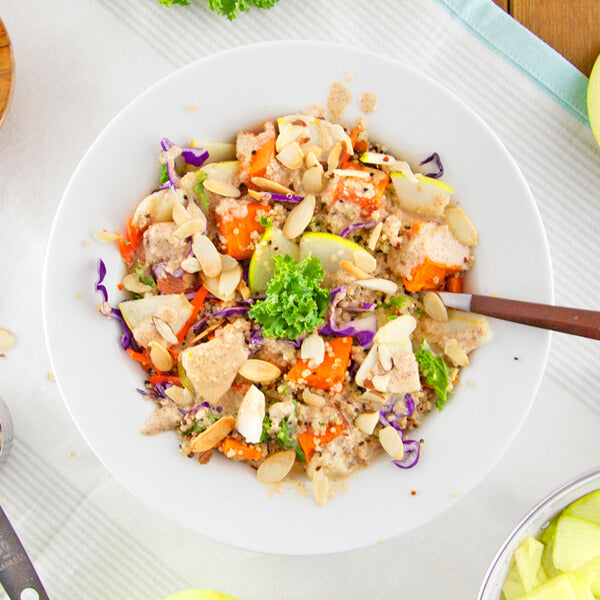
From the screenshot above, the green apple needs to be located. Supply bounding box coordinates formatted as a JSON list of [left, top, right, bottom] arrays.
[[552, 516, 600, 573], [164, 590, 239, 600], [248, 227, 299, 293], [177, 356, 194, 392], [298, 232, 363, 273], [118, 294, 193, 334], [359, 151, 397, 165], [503, 561, 527, 600], [515, 536, 545, 593], [563, 490, 600, 525], [390, 172, 453, 218], [199, 160, 240, 184], [515, 573, 592, 600], [541, 520, 560, 578], [588, 53, 600, 147], [189, 140, 236, 164]]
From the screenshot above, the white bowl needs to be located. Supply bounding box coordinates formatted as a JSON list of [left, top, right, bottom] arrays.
[[478, 469, 600, 599], [43, 41, 553, 555]]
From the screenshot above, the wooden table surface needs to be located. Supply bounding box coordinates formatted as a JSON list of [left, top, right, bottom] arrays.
[[493, 0, 600, 76]]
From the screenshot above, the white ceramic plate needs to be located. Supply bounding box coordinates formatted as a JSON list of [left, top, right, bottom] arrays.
[[43, 41, 552, 555]]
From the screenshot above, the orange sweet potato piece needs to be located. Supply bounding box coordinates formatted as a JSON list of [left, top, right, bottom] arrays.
[[216, 203, 271, 260]]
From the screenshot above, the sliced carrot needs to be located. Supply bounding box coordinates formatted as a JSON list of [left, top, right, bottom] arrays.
[[286, 337, 353, 393], [445, 272, 464, 293], [340, 121, 363, 165], [238, 123, 276, 184], [118, 218, 142, 268], [297, 421, 346, 463], [127, 348, 151, 370], [177, 286, 208, 343], [330, 164, 389, 215], [402, 258, 461, 292], [221, 437, 265, 461], [216, 203, 271, 260], [149, 375, 181, 386]]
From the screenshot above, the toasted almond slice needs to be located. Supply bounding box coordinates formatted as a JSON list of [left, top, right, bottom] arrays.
[[165, 385, 192, 408], [360, 390, 387, 404], [220, 253, 239, 272], [121, 273, 153, 295], [372, 374, 390, 393], [340, 260, 369, 280], [238, 279, 251, 300], [377, 344, 393, 371], [305, 151, 320, 169], [446, 207, 478, 246], [379, 426, 404, 460], [444, 338, 469, 367], [327, 142, 343, 175], [303, 164, 325, 194], [374, 315, 417, 344], [218, 264, 242, 297], [330, 123, 354, 155], [367, 222, 383, 251], [148, 341, 173, 372], [353, 250, 377, 274], [301, 332, 325, 366], [276, 124, 306, 152], [247, 188, 263, 201], [283, 194, 315, 239], [257, 450, 296, 485], [188, 319, 224, 345], [357, 278, 398, 295], [174, 217, 207, 240], [276, 141, 304, 170], [354, 411, 379, 435], [181, 256, 202, 273], [238, 359, 282, 384], [172, 201, 191, 226], [332, 168, 370, 179], [203, 178, 241, 198], [202, 275, 233, 302], [236, 385, 265, 443], [189, 416, 236, 452], [251, 177, 296, 195], [313, 469, 329, 507], [192, 234, 222, 278], [302, 389, 326, 408], [302, 144, 323, 160], [94, 230, 119, 243], [423, 292, 448, 322], [152, 316, 178, 345], [0, 329, 14, 351]]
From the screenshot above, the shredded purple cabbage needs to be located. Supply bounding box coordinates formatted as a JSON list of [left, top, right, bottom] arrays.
[[249, 328, 264, 352], [393, 439, 422, 469], [180, 402, 223, 417], [419, 152, 444, 179], [379, 394, 415, 431], [259, 191, 303, 203], [160, 138, 209, 189], [109, 307, 136, 350], [211, 307, 250, 318], [340, 221, 377, 238], [94, 258, 108, 303]]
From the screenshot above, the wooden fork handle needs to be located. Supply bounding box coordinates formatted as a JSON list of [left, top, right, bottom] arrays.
[[470, 295, 600, 340]]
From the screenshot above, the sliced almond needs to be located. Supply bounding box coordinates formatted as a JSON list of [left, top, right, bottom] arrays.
[[256, 450, 296, 485], [340, 260, 369, 280], [353, 250, 377, 274], [379, 426, 404, 460], [444, 338, 469, 367], [330, 123, 354, 155], [302, 144, 323, 160], [165, 385, 193, 408], [423, 292, 448, 322], [305, 151, 320, 169], [121, 273, 153, 295], [354, 411, 379, 435], [283, 194, 315, 240], [276, 141, 304, 170], [377, 343, 393, 371], [360, 390, 387, 404], [148, 341, 173, 372], [220, 253, 239, 272], [302, 389, 326, 408], [332, 169, 370, 179], [327, 142, 343, 175], [301, 332, 325, 366], [172, 201, 191, 226], [251, 177, 296, 195], [174, 217, 207, 240], [238, 359, 282, 384], [192, 234, 222, 278], [247, 188, 263, 201], [202, 275, 233, 302], [238, 279, 251, 300], [0, 329, 14, 351], [374, 315, 417, 344], [357, 278, 398, 295], [94, 230, 119, 243], [312, 469, 329, 507], [181, 256, 202, 273], [236, 385, 265, 444], [218, 264, 242, 297], [203, 178, 241, 198], [152, 316, 179, 345], [446, 207, 478, 246], [190, 416, 236, 452], [372, 374, 391, 393], [188, 319, 224, 345], [302, 164, 325, 194], [276, 124, 306, 152], [367, 222, 383, 251]]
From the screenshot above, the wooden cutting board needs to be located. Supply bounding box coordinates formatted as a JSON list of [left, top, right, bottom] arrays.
[[0, 18, 14, 128]]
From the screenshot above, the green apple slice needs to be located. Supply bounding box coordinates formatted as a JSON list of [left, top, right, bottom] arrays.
[[199, 160, 240, 184], [588, 53, 600, 147], [299, 232, 364, 273], [177, 357, 194, 392], [248, 227, 299, 293], [118, 294, 193, 334], [515, 536, 545, 593], [359, 151, 397, 165], [552, 516, 600, 573], [390, 172, 453, 217], [502, 562, 527, 600], [164, 590, 239, 600], [563, 490, 600, 525], [189, 140, 236, 164]]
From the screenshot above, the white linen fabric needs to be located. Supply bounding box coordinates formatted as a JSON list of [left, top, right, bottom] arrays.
[[0, 1, 599, 598]]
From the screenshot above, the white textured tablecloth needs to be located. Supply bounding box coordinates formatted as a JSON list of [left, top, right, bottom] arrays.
[[1, 1, 600, 598]]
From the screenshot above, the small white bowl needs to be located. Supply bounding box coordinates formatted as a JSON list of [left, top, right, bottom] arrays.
[[478, 469, 600, 599]]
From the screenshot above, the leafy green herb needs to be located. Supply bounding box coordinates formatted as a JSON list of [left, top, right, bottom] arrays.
[[194, 173, 210, 212], [276, 418, 305, 462], [189, 411, 221, 435], [415, 341, 451, 410], [134, 261, 156, 287], [159, 163, 169, 185], [382, 296, 411, 320], [248, 254, 329, 340], [260, 413, 272, 443], [157, 0, 281, 19], [258, 215, 272, 228]]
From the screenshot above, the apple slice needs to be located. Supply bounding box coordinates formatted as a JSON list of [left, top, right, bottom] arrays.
[[164, 590, 239, 600], [248, 227, 299, 293], [552, 515, 600, 573], [299, 232, 364, 273], [502, 562, 527, 600], [563, 490, 600, 525], [588, 53, 600, 147], [118, 294, 193, 334], [515, 536, 545, 593], [189, 140, 236, 164], [390, 172, 453, 217]]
